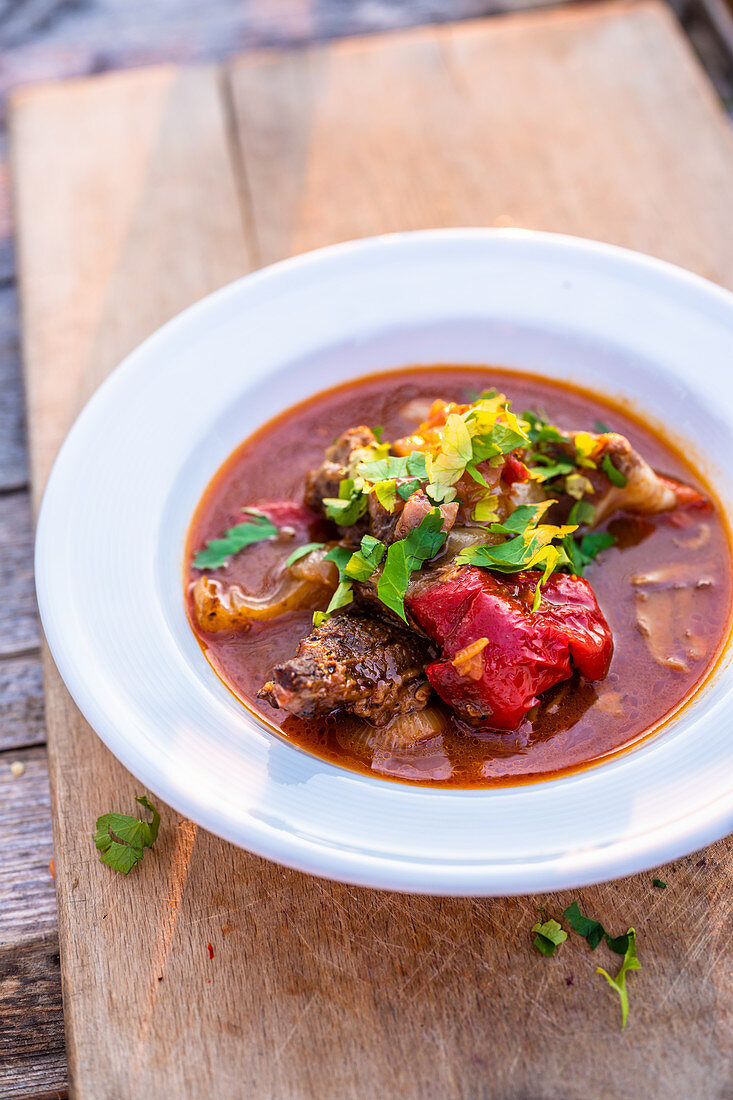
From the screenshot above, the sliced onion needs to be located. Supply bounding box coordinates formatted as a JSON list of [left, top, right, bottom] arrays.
[[441, 525, 501, 559], [288, 545, 339, 584], [349, 706, 447, 754], [192, 574, 334, 631]]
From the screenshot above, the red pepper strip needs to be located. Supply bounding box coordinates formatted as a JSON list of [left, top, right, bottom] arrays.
[[501, 452, 531, 486], [407, 568, 613, 730]]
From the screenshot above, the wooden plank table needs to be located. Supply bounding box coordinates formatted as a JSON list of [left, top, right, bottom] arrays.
[[3, 1, 733, 1096]]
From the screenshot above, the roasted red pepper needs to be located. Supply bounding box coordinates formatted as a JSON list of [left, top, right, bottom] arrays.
[[407, 567, 613, 730], [501, 452, 531, 486]]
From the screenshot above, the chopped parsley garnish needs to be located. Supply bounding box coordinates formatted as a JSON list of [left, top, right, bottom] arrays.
[[323, 478, 368, 525], [563, 901, 629, 955], [652, 878, 667, 889], [285, 542, 325, 568], [602, 453, 628, 488], [372, 425, 384, 443], [356, 454, 414, 482], [522, 409, 565, 445], [465, 387, 498, 402], [313, 514, 445, 626], [377, 509, 447, 621], [532, 918, 568, 957], [563, 530, 616, 576], [568, 499, 596, 526], [456, 501, 576, 609], [193, 511, 279, 569], [345, 534, 386, 581], [397, 477, 422, 501], [313, 546, 356, 626], [596, 928, 641, 1029], [594, 419, 611, 434], [93, 796, 160, 874]]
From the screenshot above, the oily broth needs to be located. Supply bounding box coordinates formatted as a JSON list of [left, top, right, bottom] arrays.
[[185, 367, 733, 787]]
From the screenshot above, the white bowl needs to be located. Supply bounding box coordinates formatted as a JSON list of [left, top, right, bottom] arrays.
[[35, 229, 733, 894]]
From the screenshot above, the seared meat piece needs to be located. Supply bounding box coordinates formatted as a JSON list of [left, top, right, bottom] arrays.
[[367, 492, 402, 543], [393, 491, 459, 541], [258, 610, 433, 725], [305, 426, 377, 511]]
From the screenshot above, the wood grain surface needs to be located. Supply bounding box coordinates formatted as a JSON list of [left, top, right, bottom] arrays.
[[8, 2, 733, 1096]]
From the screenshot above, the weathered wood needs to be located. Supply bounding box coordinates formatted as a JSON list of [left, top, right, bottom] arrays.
[[0, 653, 45, 751], [0, 0, 560, 107], [0, 746, 57, 946], [0, 934, 67, 1100], [9, 3, 733, 1097], [0, 284, 29, 491], [231, 0, 733, 280], [0, 491, 39, 658]]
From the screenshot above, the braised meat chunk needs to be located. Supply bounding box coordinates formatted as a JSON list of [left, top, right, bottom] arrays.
[[258, 611, 433, 725], [305, 425, 377, 511]]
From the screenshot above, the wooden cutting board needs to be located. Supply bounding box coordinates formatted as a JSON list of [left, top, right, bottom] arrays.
[[10, 2, 733, 1095]]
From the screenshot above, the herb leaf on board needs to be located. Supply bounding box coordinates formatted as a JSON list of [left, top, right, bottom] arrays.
[[596, 928, 641, 1029], [532, 919, 568, 957], [93, 796, 160, 875]]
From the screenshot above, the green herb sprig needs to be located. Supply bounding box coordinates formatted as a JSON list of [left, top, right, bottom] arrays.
[[596, 928, 641, 1029], [94, 796, 160, 874], [532, 919, 568, 957], [193, 511, 279, 570], [377, 509, 447, 621], [563, 901, 630, 954]]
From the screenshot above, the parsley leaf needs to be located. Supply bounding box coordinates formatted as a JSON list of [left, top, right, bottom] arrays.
[[562, 530, 616, 577], [312, 538, 388, 626], [456, 501, 575, 602], [313, 581, 353, 627], [596, 928, 641, 1029], [94, 796, 160, 874], [580, 531, 616, 560], [312, 547, 355, 625], [594, 419, 611, 434], [563, 900, 606, 949], [193, 512, 279, 569], [532, 918, 568, 957], [345, 534, 386, 581], [465, 387, 498, 402], [285, 542, 325, 568], [406, 451, 429, 479], [522, 409, 566, 445], [602, 453, 628, 488], [377, 510, 446, 621], [374, 479, 398, 512], [397, 477, 422, 501], [563, 901, 629, 955], [356, 455, 411, 481], [568, 499, 596, 526], [372, 425, 384, 443], [652, 878, 667, 889], [323, 479, 368, 525]]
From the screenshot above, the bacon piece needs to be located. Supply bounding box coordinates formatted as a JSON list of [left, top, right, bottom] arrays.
[[407, 567, 612, 730]]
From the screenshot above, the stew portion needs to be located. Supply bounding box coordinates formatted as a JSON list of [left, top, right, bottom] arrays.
[[185, 367, 732, 787]]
